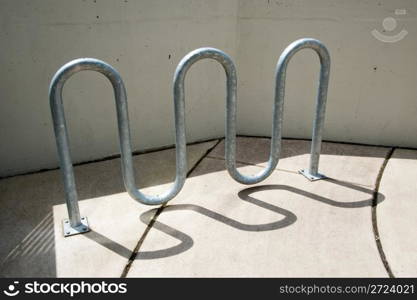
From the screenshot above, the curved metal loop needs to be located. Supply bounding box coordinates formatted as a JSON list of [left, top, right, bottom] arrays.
[[226, 38, 331, 184], [277, 38, 331, 180], [173, 47, 239, 182], [50, 39, 330, 234], [174, 47, 283, 185], [129, 47, 237, 204], [49, 58, 185, 231]]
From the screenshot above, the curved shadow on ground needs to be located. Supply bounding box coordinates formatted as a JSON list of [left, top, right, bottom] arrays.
[[136, 191, 297, 259], [135, 179, 384, 259], [239, 179, 385, 209], [85, 178, 384, 261], [85, 187, 297, 260]]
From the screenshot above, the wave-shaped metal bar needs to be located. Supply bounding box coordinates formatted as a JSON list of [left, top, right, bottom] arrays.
[[277, 38, 330, 181], [226, 38, 331, 184], [50, 39, 330, 236], [176, 47, 280, 185], [128, 47, 237, 204], [49, 58, 187, 236]]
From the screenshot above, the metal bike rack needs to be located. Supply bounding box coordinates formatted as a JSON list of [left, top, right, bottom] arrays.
[[280, 39, 331, 181], [226, 38, 331, 183], [50, 38, 330, 237], [49, 58, 187, 236]]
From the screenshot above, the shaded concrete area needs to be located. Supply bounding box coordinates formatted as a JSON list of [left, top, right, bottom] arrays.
[[0, 140, 218, 277], [377, 149, 417, 277], [209, 137, 389, 186], [1, 137, 416, 277], [127, 138, 390, 277]]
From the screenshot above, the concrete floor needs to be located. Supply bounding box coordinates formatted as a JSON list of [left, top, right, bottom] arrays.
[[0, 137, 415, 277]]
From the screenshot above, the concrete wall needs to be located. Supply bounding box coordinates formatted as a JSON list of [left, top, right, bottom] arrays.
[[0, 0, 239, 176], [1, 0, 416, 177], [236, 0, 417, 147]]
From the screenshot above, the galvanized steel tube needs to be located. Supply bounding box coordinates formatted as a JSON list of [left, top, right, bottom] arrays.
[[276, 38, 330, 178], [49, 39, 330, 231]]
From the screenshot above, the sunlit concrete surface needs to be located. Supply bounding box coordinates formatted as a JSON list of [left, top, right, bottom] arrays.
[[0, 141, 218, 277], [377, 149, 417, 277], [1, 137, 416, 277], [127, 138, 390, 277]]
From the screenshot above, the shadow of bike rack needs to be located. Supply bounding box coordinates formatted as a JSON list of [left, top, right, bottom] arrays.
[[49, 38, 330, 236]]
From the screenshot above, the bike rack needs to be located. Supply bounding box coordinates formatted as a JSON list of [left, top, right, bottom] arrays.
[[225, 38, 331, 184], [49, 38, 330, 237], [281, 39, 331, 181], [49, 58, 188, 236]]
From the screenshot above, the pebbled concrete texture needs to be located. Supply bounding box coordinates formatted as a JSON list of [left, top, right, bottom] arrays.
[[0, 140, 218, 277], [377, 149, 417, 277], [127, 138, 390, 277]]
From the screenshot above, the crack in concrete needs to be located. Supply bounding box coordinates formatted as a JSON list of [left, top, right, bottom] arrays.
[[371, 147, 395, 278], [0, 138, 222, 180], [120, 139, 222, 278], [5, 134, 414, 181], [120, 139, 398, 278]]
